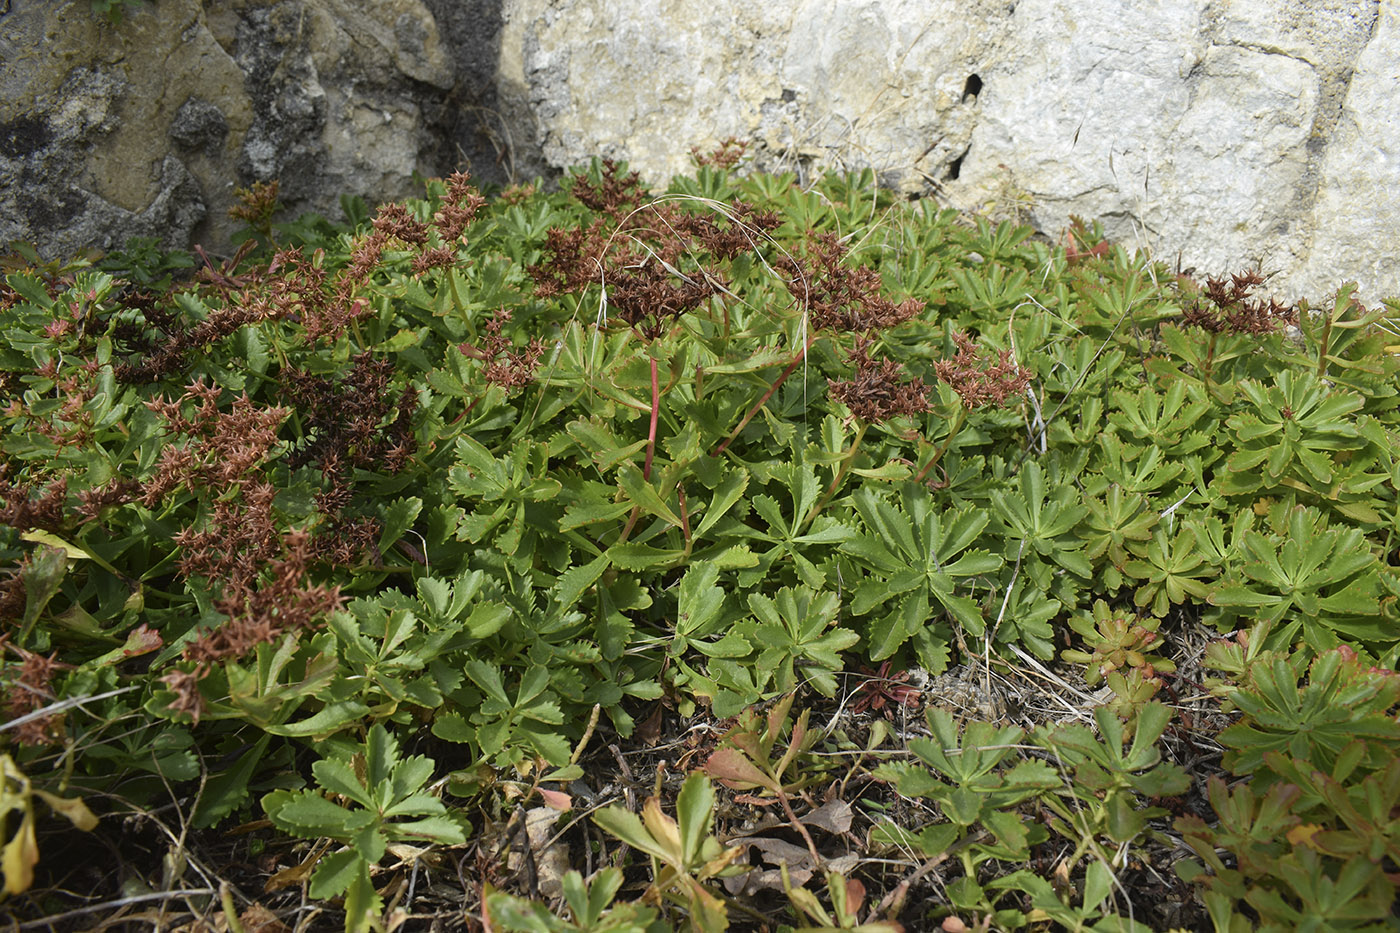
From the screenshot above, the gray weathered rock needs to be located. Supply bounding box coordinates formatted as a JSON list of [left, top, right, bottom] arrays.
[[0, 0, 541, 258]]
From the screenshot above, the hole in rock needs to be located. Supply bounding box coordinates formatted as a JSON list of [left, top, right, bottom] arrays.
[[947, 147, 970, 180]]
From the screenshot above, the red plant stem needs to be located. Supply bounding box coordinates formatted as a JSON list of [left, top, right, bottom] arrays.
[[644, 355, 660, 480], [616, 506, 641, 546], [447, 394, 483, 429], [714, 331, 819, 456]]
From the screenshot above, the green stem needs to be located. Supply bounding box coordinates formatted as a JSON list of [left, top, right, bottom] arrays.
[[1316, 313, 1334, 379], [445, 266, 468, 317], [221, 883, 247, 933], [678, 484, 693, 557], [439, 395, 484, 443], [616, 506, 642, 546], [913, 405, 966, 484], [1200, 333, 1220, 402], [802, 422, 867, 529]]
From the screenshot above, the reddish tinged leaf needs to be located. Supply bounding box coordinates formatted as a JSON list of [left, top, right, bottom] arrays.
[[120, 624, 162, 658], [703, 748, 775, 792], [536, 788, 572, 811], [844, 876, 867, 914]]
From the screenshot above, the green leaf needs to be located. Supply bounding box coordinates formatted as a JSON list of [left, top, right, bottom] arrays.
[[15, 545, 68, 640], [431, 712, 475, 744], [267, 701, 371, 738], [591, 807, 670, 862], [390, 815, 469, 845], [265, 790, 370, 837], [312, 759, 373, 808], [340, 855, 383, 933], [616, 462, 681, 527], [377, 497, 422, 554], [676, 772, 715, 864], [193, 734, 271, 829], [309, 848, 364, 899], [560, 497, 634, 530], [606, 543, 684, 571], [365, 724, 400, 790], [693, 468, 749, 538], [554, 554, 610, 607], [466, 601, 512, 638], [678, 563, 726, 637], [464, 660, 511, 705]]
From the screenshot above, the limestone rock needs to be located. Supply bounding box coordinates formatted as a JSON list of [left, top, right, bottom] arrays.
[[1296, 2, 1400, 308], [500, 0, 1007, 192], [499, 0, 1395, 305], [949, 0, 1382, 305]]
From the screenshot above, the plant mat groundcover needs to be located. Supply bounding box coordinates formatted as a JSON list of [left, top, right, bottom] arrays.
[[1, 153, 1398, 931]]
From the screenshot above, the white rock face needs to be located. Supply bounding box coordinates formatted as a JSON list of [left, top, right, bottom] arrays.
[[1297, 2, 1400, 306], [499, 0, 1395, 305], [501, 0, 1007, 190]]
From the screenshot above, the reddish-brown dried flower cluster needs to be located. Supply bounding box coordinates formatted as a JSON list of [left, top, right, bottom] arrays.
[[138, 380, 290, 581], [530, 221, 614, 299], [691, 136, 749, 170], [459, 310, 548, 391], [281, 351, 418, 478], [372, 174, 483, 277], [373, 202, 429, 247], [76, 478, 141, 524], [259, 247, 376, 342], [165, 531, 343, 724], [0, 639, 67, 745], [1180, 269, 1298, 336], [934, 331, 1031, 409], [225, 174, 485, 348], [529, 162, 781, 341], [172, 480, 282, 582], [116, 248, 276, 384], [228, 179, 281, 230], [0, 473, 69, 533], [607, 260, 725, 341], [435, 172, 487, 242], [0, 280, 19, 314], [669, 200, 783, 261], [498, 181, 539, 206], [411, 246, 458, 275], [571, 159, 651, 220], [194, 531, 342, 666], [0, 561, 25, 623], [774, 233, 923, 334], [277, 351, 414, 566], [144, 381, 289, 501], [828, 337, 932, 424], [2, 351, 104, 452]]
